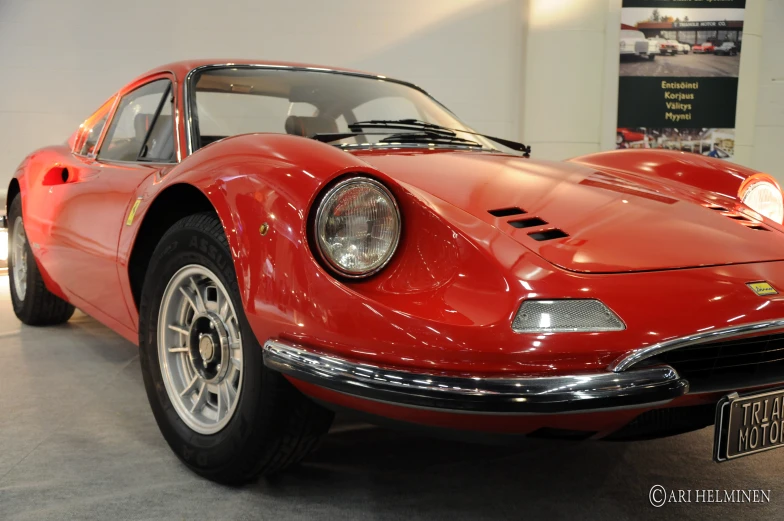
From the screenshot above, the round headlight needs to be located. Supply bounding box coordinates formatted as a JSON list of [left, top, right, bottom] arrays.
[[741, 179, 784, 224], [315, 177, 401, 277]]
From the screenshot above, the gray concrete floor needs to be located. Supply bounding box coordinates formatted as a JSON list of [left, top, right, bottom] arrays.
[[1, 274, 784, 520]]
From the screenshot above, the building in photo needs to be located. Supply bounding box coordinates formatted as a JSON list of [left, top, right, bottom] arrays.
[[635, 20, 744, 46]]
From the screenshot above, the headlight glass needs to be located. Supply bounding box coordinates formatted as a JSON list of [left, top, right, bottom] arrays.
[[512, 299, 625, 333], [315, 177, 401, 277], [741, 180, 784, 224]]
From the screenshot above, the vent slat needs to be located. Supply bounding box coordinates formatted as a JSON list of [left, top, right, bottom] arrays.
[[528, 229, 569, 241], [508, 217, 547, 229], [488, 207, 526, 217]]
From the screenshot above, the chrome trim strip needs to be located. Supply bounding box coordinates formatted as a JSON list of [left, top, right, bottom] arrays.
[[610, 318, 784, 372], [183, 63, 438, 157], [263, 340, 687, 414]]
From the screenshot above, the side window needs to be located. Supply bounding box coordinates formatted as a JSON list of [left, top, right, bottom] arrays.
[[79, 113, 108, 157], [99, 80, 172, 162], [140, 89, 174, 161], [74, 97, 115, 157]]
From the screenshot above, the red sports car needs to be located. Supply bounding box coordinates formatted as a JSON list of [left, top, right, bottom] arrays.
[[9, 60, 784, 484], [616, 127, 646, 145], [693, 42, 716, 54]]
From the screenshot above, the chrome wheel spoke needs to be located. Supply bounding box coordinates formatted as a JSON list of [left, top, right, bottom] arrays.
[[216, 382, 230, 419], [218, 293, 229, 320], [189, 277, 207, 312], [178, 286, 198, 312], [167, 324, 189, 336], [180, 375, 200, 397], [190, 382, 207, 413]]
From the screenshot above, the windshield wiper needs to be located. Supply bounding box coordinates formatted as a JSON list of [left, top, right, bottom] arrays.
[[348, 119, 532, 157], [378, 131, 483, 148], [311, 130, 486, 150]]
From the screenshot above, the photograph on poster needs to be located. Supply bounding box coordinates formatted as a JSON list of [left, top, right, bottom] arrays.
[[620, 7, 744, 77], [616, 127, 735, 159]]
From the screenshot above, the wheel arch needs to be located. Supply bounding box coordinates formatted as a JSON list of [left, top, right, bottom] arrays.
[[127, 183, 218, 310]]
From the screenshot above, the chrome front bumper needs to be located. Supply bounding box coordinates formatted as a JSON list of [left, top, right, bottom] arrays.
[[262, 340, 688, 414]]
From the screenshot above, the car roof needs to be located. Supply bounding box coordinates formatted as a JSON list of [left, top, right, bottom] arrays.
[[130, 59, 398, 86]]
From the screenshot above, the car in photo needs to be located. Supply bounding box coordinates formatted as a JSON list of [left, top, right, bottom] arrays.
[[616, 127, 646, 145], [715, 42, 739, 56], [677, 42, 691, 54], [658, 39, 680, 56], [8, 59, 784, 484], [619, 29, 659, 60], [647, 38, 676, 56], [693, 42, 716, 54]]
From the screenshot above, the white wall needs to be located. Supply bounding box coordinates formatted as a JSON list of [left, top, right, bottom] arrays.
[[751, 0, 784, 182], [522, 0, 617, 159], [0, 0, 524, 192], [1, 0, 781, 192]]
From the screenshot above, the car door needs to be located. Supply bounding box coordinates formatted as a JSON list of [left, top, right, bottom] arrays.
[[37, 75, 177, 329]]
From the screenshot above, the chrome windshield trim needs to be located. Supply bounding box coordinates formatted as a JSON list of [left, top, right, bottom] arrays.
[[610, 318, 784, 372], [263, 340, 687, 414], [182, 63, 463, 157]]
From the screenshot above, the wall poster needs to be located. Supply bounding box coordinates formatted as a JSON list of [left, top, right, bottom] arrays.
[[617, 0, 746, 159]]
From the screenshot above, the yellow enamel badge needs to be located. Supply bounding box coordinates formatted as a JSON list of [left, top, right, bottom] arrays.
[[126, 198, 142, 226], [747, 282, 778, 297]]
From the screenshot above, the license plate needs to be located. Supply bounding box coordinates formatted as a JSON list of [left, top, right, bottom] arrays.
[[714, 388, 784, 462]]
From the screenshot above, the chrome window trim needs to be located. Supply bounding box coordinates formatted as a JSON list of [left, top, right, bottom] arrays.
[[92, 73, 181, 165], [72, 94, 118, 159], [610, 318, 784, 372], [183, 63, 448, 157], [263, 339, 687, 414]]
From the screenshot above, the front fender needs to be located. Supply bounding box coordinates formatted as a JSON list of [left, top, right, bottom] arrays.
[[129, 133, 393, 322], [571, 149, 766, 200]]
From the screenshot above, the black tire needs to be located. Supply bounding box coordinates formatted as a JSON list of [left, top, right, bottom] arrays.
[[7, 196, 75, 325], [138, 212, 333, 484], [648, 54, 656, 61]]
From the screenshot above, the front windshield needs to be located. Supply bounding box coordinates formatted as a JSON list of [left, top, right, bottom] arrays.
[[189, 66, 499, 152]]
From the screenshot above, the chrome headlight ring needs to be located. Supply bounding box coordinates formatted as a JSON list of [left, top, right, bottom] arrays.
[[313, 176, 401, 279]]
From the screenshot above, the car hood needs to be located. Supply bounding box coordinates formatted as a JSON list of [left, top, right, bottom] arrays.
[[357, 150, 784, 273]]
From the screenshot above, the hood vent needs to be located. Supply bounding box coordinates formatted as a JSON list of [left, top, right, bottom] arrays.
[[529, 229, 569, 241], [488, 206, 567, 240], [509, 217, 548, 229], [703, 204, 770, 231], [488, 207, 526, 217], [743, 223, 770, 231]]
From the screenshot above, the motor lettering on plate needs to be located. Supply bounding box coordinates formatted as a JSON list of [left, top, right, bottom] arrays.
[[736, 395, 784, 453]]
